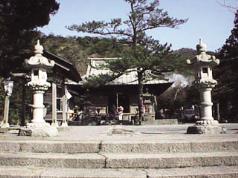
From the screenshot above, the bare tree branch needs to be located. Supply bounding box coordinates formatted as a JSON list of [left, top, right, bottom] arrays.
[[217, 0, 238, 13]]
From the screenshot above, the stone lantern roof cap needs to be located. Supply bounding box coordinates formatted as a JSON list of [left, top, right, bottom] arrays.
[[196, 39, 207, 53], [25, 40, 55, 68], [187, 39, 220, 66], [35, 40, 44, 54]]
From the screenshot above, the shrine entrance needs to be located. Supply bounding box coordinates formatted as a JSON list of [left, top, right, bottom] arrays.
[[108, 93, 130, 113]]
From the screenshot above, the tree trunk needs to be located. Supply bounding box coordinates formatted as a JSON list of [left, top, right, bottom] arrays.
[[137, 70, 143, 124]]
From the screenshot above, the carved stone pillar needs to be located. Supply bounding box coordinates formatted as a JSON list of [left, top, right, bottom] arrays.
[[19, 40, 58, 137], [187, 39, 225, 134]]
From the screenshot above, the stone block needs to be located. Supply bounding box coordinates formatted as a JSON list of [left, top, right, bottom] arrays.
[[41, 168, 146, 178], [100, 140, 237, 154], [105, 152, 238, 168], [0, 166, 238, 178], [0, 140, 100, 154], [187, 125, 226, 134], [191, 141, 238, 153], [0, 166, 43, 178], [62, 141, 100, 153], [101, 141, 191, 153], [18, 128, 32, 136], [0, 167, 147, 178], [0, 142, 20, 152], [146, 166, 238, 178], [0, 128, 9, 133], [18, 123, 58, 137], [0, 152, 105, 168], [143, 119, 178, 125], [20, 142, 63, 153]]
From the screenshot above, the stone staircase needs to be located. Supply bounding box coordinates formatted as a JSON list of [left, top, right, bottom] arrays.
[[0, 139, 237, 177]]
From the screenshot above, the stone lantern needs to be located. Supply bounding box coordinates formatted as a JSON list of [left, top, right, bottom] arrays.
[[0, 78, 14, 128], [187, 39, 224, 134], [22, 40, 58, 136]]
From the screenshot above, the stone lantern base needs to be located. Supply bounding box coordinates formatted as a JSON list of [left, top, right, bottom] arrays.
[[0, 122, 10, 128], [187, 120, 226, 134], [19, 122, 58, 137]]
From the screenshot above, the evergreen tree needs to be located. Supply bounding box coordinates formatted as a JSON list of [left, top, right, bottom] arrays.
[[0, 0, 59, 125], [0, 0, 59, 77], [69, 0, 187, 123], [215, 10, 238, 121]]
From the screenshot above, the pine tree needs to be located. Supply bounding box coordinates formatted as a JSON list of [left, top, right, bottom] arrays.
[[69, 0, 187, 123]]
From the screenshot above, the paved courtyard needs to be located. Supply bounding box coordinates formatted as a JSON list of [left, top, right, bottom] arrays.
[[0, 123, 237, 142]]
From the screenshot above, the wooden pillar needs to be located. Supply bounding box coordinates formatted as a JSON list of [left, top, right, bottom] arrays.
[[216, 103, 220, 122], [116, 93, 119, 108], [51, 82, 58, 127], [21, 80, 26, 126], [61, 85, 68, 127]]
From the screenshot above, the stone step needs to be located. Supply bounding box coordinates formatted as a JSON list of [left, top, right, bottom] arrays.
[[105, 152, 238, 168], [100, 140, 238, 153], [147, 166, 238, 178], [0, 152, 105, 168], [0, 140, 237, 154], [0, 152, 237, 169], [0, 166, 237, 178], [0, 140, 100, 153]]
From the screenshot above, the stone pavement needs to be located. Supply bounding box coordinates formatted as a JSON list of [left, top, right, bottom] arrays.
[[1, 123, 238, 141], [0, 123, 237, 178]]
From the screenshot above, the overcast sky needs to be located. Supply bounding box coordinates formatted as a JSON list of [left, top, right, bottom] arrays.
[[39, 0, 238, 51]]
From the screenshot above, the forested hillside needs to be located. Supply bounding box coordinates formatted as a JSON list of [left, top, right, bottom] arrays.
[[42, 35, 128, 75], [41, 34, 196, 76]]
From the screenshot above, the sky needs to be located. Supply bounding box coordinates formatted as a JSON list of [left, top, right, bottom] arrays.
[[39, 0, 238, 51]]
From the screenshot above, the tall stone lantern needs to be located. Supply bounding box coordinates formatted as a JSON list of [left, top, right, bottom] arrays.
[[23, 40, 58, 136], [187, 39, 224, 134]]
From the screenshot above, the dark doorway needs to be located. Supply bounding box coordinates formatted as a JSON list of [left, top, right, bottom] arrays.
[[118, 93, 130, 113], [108, 94, 117, 115], [108, 93, 130, 113]]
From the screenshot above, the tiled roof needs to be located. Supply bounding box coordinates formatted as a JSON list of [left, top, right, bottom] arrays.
[[82, 58, 169, 85]]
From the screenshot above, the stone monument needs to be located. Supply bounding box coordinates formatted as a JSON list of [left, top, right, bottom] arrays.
[[187, 39, 225, 134], [20, 40, 58, 137]]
